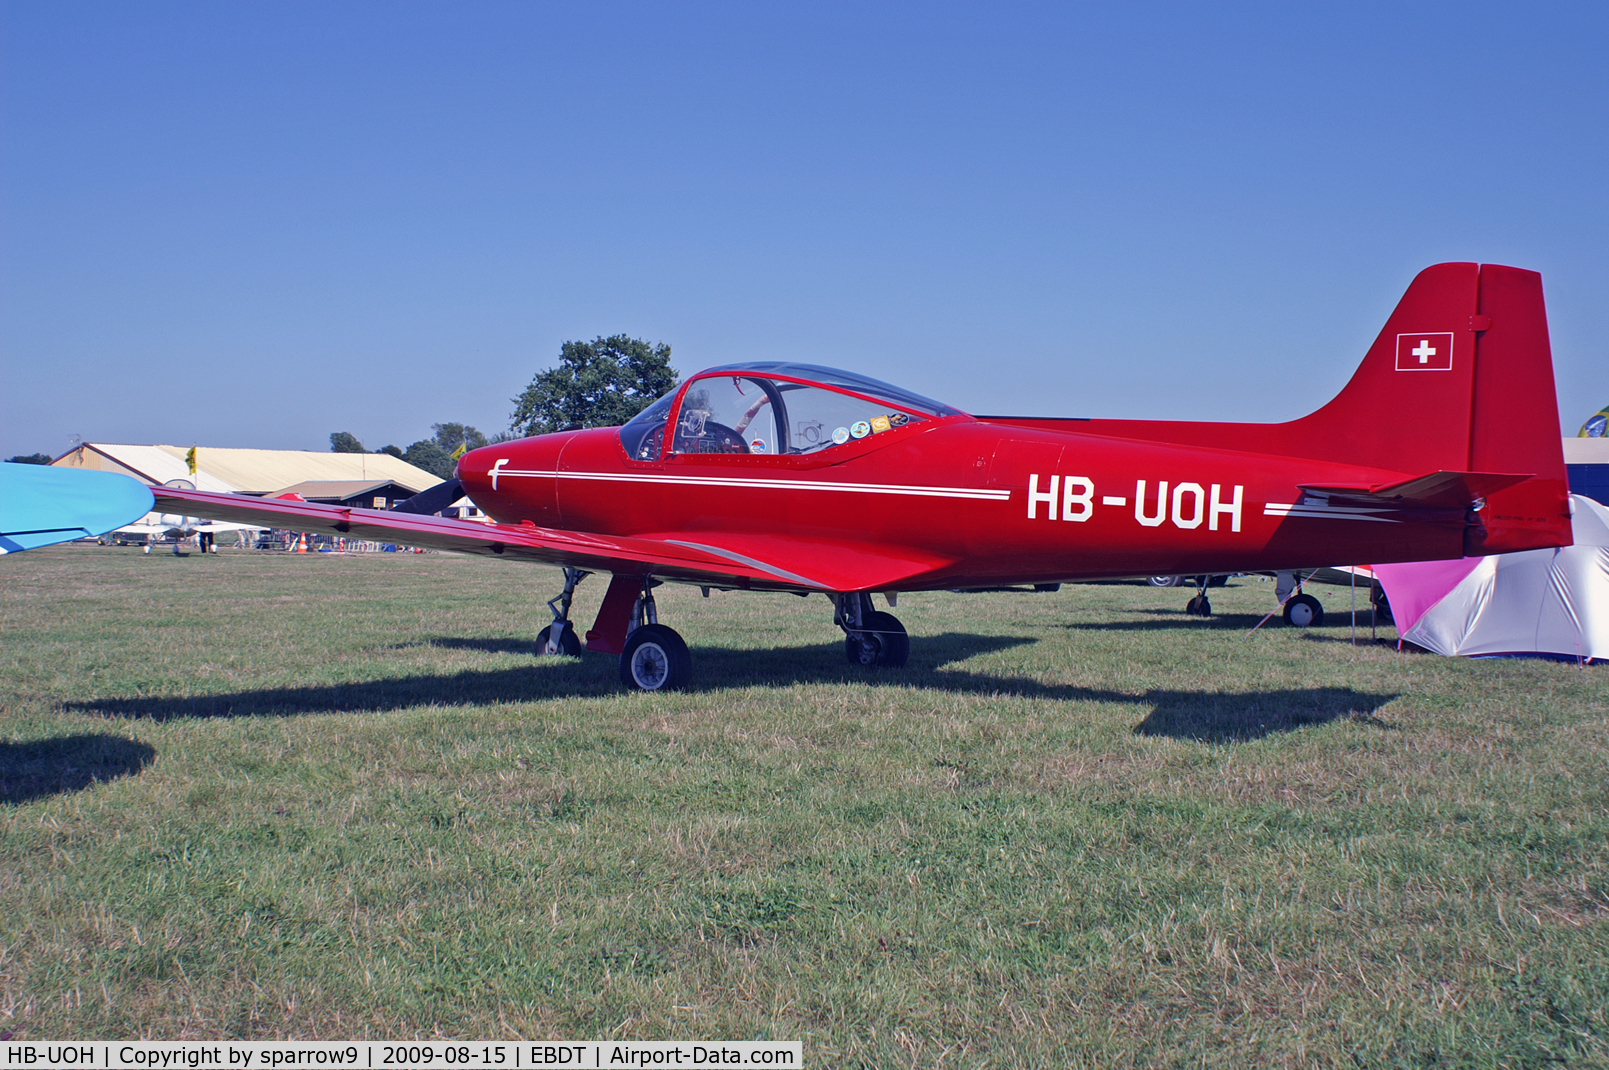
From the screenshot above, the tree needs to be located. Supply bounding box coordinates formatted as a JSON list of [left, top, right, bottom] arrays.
[[402, 440, 455, 480], [6, 453, 52, 465], [377, 444, 404, 459], [431, 423, 487, 456], [511, 335, 678, 437], [330, 432, 365, 453]]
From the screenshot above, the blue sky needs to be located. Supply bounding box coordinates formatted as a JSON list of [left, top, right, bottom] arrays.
[[3, 2, 1606, 458]]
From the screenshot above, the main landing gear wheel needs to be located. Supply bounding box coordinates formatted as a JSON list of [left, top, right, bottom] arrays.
[[845, 610, 909, 668], [620, 623, 692, 691], [1283, 593, 1325, 628], [1185, 593, 1212, 617], [1148, 575, 1184, 588], [535, 622, 581, 656]]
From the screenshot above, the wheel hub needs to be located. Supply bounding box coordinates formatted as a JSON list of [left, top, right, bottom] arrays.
[[630, 643, 670, 688]]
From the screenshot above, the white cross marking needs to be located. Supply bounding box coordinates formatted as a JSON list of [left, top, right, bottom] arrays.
[[1412, 340, 1437, 363]]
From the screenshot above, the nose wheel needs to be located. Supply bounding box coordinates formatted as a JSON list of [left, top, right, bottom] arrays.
[[536, 621, 582, 655]]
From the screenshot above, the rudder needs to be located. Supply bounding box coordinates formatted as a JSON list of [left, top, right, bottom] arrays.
[[1465, 264, 1570, 553]]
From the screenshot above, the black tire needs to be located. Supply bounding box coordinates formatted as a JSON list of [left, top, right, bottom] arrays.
[[1207, 574, 1229, 588], [1371, 587, 1394, 625], [1147, 576, 1183, 588], [1033, 583, 1061, 593], [845, 611, 909, 668], [535, 622, 581, 656], [1282, 593, 1324, 628], [1185, 594, 1212, 617], [619, 624, 692, 691]]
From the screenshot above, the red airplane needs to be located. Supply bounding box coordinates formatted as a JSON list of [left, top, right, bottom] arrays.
[[153, 262, 1571, 690]]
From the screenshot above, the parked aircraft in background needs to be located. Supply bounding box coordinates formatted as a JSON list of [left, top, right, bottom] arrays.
[[151, 263, 1572, 690], [107, 479, 260, 552]]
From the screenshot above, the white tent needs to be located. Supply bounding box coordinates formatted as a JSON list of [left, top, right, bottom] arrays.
[[1374, 495, 1609, 661]]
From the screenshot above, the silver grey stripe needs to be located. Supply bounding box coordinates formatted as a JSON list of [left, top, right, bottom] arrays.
[[663, 539, 827, 588]]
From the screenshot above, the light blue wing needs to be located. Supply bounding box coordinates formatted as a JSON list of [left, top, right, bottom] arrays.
[[0, 464, 155, 554]]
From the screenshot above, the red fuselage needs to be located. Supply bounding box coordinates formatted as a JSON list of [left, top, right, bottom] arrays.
[[458, 414, 1462, 592]]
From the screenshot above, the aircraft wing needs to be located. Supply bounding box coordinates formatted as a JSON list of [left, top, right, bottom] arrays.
[[2, 464, 154, 554], [150, 486, 951, 592]]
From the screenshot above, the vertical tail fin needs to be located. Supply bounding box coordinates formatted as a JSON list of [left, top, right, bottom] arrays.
[[1296, 262, 1483, 472], [1293, 262, 1569, 553]]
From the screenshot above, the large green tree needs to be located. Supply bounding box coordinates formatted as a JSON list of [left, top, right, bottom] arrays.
[[431, 423, 488, 455], [402, 441, 455, 480], [511, 335, 678, 437], [6, 453, 53, 465], [329, 432, 365, 453]]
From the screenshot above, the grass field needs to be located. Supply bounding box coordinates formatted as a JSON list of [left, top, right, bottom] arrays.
[[2, 544, 1606, 1067]]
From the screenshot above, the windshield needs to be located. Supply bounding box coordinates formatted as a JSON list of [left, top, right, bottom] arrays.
[[619, 391, 677, 461]]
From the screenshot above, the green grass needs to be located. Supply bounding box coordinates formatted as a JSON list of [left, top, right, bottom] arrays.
[[2, 544, 1606, 1067]]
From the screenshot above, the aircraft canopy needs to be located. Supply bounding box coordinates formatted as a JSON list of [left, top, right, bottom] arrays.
[[622, 363, 963, 461]]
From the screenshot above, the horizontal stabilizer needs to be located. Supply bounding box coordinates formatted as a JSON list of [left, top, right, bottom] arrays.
[[1298, 471, 1531, 509], [393, 478, 464, 515]]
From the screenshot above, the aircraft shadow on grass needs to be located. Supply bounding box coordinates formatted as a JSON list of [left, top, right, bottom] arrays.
[[1065, 610, 1282, 632], [1067, 610, 1393, 634], [1, 733, 156, 804], [421, 636, 552, 655], [68, 633, 1398, 743]]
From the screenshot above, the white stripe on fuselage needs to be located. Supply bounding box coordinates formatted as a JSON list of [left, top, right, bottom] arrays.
[[487, 468, 1013, 501], [1263, 503, 1399, 523], [487, 469, 1409, 523]]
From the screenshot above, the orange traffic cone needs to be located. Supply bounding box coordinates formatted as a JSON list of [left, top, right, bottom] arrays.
[[295, 533, 307, 553]]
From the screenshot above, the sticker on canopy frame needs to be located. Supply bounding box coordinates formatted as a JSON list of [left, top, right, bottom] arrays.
[[850, 421, 871, 439], [750, 438, 767, 454], [832, 426, 851, 445], [870, 415, 890, 434], [888, 412, 909, 427]]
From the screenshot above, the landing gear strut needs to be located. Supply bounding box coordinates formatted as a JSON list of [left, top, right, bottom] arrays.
[[836, 592, 909, 668], [536, 567, 586, 655], [619, 578, 690, 691]]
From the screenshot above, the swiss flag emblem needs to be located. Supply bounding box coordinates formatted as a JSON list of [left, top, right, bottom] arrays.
[[1395, 332, 1454, 371]]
